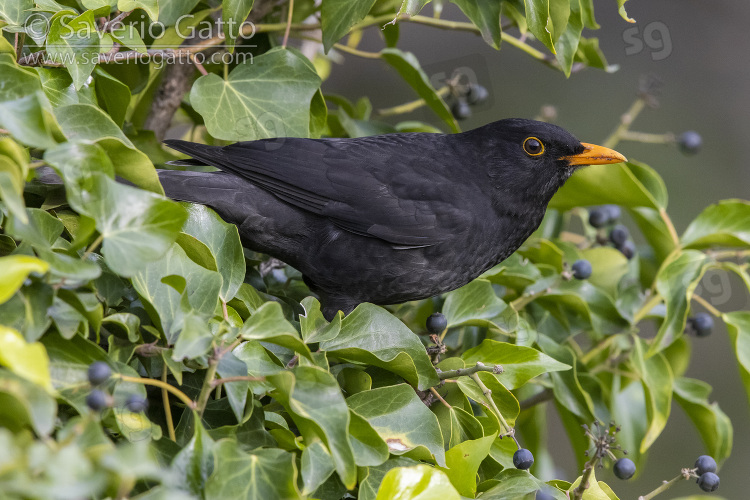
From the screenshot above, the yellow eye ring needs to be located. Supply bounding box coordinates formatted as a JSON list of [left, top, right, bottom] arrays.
[[523, 137, 544, 156]]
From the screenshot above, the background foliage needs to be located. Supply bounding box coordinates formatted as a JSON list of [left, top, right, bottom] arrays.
[[0, 0, 749, 498]]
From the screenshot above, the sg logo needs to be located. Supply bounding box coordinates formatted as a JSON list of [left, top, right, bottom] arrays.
[[623, 21, 672, 61]]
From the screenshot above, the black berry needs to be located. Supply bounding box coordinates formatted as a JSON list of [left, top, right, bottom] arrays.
[[571, 259, 593, 280], [603, 205, 621, 221], [610, 224, 630, 246], [588, 208, 609, 228], [86, 389, 109, 411], [513, 448, 534, 470], [618, 240, 636, 260], [87, 362, 111, 386], [678, 131, 702, 156], [466, 84, 489, 105], [689, 313, 714, 337], [697, 472, 720, 492], [613, 458, 636, 480], [694, 455, 717, 475], [451, 98, 472, 120], [426, 312, 448, 334], [125, 394, 149, 413]]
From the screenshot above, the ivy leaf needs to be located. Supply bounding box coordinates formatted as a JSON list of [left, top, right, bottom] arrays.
[[0, 92, 61, 149], [171, 416, 215, 496], [380, 48, 460, 133], [456, 372, 520, 427], [723, 312, 750, 409], [300, 440, 335, 494], [0, 325, 53, 391], [461, 339, 570, 389], [523, 0, 555, 53], [632, 338, 673, 453], [0, 255, 49, 305], [118, 0, 159, 22], [180, 204, 246, 302], [222, 0, 254, 51], [347, 384, 446, 467], [190, 48, 321, 141], [320, 303, 439, 390], [442, 279, 508, 328], [239, 302, 312, 360], [320, 0, 378, 52], [375, 465, 460, 500], [680, 199, 750, 249], [398, 0, 431, 16], [554, 0, 583, 77], [0, 369, 57, 436], [450, 0, 502, 49], [437, 435, 495, 497], [46, 10, 102, 90], [205, 440, 302, 499], [616, 0, 634, 23], [269, 367, 357, 488], [673, 377, 732, 464], [0, 0, 34, 25], [650, 250, 708, 355]]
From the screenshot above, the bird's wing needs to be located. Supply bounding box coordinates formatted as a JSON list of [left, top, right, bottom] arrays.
[[163, 135, 475, 248]]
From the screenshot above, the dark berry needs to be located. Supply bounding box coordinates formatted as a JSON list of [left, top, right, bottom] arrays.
[[613, 458, 636, 480], [125, 394, 149, 413], [426, 312, 448, 334], [588, 208, 609, 228], [513, 448, 534, 470], [694, 455, 717, 475], [571, 259, 593, 280], [689, 313, 714, 337], [87, 361, 111, 386], [603, 205, 621, 221], [86, 389, 109, 411], [466, 84, 489, 105], [609, 224, 630, 246], [536, 489, 556, 500], [618, 240, 636, 260], [451, 98, 471, 120], [678, 131, 702, 156], [697, 472, 720, 492]]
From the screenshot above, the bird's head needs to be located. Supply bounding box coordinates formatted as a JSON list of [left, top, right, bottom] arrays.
[[469, 118, 626, 201]]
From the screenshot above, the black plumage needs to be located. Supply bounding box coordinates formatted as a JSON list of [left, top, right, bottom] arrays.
[[160, 118, 625, 319]]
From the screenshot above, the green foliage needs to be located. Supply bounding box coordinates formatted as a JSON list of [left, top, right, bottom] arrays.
[[0, 0, 746, 499]]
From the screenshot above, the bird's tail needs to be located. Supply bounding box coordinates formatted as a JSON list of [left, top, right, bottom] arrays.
[[163, 140, 224, 169]]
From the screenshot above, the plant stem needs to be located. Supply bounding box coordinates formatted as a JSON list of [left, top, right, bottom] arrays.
[[196, 359, 219, 417], [692, 294, 722, 317], [580, 334, 620, 365], [82, 234, 104, 260], [638, 472, 687, 500], [470, 371, 512, 434], [281, 0, 294, 48], [633, 292, 663, 323], [510, 288, 549, 311], [518, 388, 553, 410], [117, 374, 196, 409], [659, 208, 680, 246], [378, 86, 450, 116], [438, 362, 503, 380], [161, 369, 176, 440], [619, 131, 675, 144], [572, 456, 600, 500], [429, 387, 452, 409], [332, 42, 382, 59], [603, 98, 646, 149]]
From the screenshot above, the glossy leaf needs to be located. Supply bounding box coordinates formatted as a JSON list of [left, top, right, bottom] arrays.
[[632, 338, 673, 453], [723, 312, 750, 408], [0, 255, 49, 304], [0, 325, 53, 391], [321, 0, 378, 52], [451, 0, 502, 49], [673, 377, 732, 464], [437, 434, 495, 496], [681, 199, 750, 249], [239, 301, 312, 359], [375, 464, 460, 500]]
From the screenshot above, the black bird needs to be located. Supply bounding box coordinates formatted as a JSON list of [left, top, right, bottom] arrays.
[[160, 119, 626, 320]]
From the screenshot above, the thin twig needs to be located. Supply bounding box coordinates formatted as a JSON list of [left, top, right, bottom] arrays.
[[281, 0, 294, 48], [101, 10, 133, 33], [161, 369, 176, 440], [572, 456, 600, 500], [117, 374, 196, 409], [518, 388, 553, 410], [469, 371, 512, 435], [438, 362, 503, 380], [196, 358, 219, 417], [638, 470, 692, 500], [429, 387, 452, 409], [692, 294, 722, 317]]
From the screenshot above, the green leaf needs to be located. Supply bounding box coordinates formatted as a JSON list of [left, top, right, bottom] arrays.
[[37, 67, 96, 107], [94, 68, 132, 127], [46, 10, 102, 90], [0, 369, 57, 436], [673, 377, 732, 464], [320, 0, 378, 52], [632, 337, 672, 453], [616, 0, 634, 23], [380, 48, 460, 133], [54, 103, 163, 193], [300, 297, 342, 343], [320, 303, 439, 390], [722, 312, 750, 408], [442, 279, 508, 328], [118, 0, 159, 22], [190, 47, 322, 141], [180, 203, 246, 302], [523, 0, 555, 53], [347, 384, 446, 467], [437, 434, 494, 496], [0, 59, 43, 101], [222, 0, 254, 51], [171, 416, 215, 496], [568, 469, 619, 499], [550, 161, 666, 211], [450, 0, 502, 49], [581, 246, 629, 296], [300, 440, 335, 494], [398, 0, 431, 16], [216, 350, 249, 422], [0, 325, 53, 391], [0, 91, 60, 149], [461, 339, 570, 389], [554, 0, 583, 77], [205, 440, 302, 499], [456, 371, 520, 427], [348, 409, 389, 466], [681, 200, 750, 249], [0, 0, 34, 24], [269, 367, 356, 488], [650, 251, 708, 355], [0, 255, 49, 305], [375, 464, 460, 500], [239, 302, 312, 360]]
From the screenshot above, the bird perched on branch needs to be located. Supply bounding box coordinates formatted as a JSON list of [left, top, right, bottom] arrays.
[[160, 119, 625, 320]]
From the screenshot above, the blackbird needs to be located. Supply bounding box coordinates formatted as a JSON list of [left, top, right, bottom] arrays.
[[160, 118, 625, 320]]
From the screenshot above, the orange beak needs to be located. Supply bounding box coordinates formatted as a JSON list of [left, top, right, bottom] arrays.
[[561, 143, 627, 166]]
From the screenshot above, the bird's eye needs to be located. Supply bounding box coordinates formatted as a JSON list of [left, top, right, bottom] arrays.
[[523, 137, 544, 156]]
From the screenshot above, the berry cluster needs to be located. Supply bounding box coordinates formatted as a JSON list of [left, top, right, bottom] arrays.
[[588, 206, 636, 260], [694, 455, 720, 492], [450, 83, 489, 121], [85, 361, 148, 413]]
